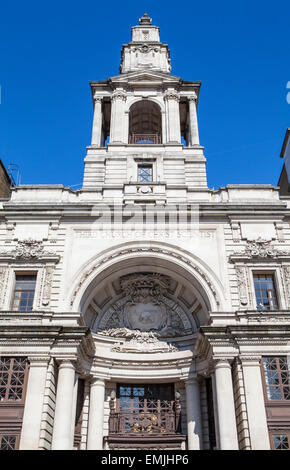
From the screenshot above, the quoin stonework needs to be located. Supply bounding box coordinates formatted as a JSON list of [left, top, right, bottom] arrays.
[[0, 13, 290, 451]]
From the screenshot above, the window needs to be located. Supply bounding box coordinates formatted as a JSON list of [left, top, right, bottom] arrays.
[[0, 434, 18, 450], [12, 274, 36, 311], [262, 357, 290, 401], [138, 164, 153, 183], [0, 357, 28, 402], [271, 433, 290, 450], [253, 273, 278, 310]]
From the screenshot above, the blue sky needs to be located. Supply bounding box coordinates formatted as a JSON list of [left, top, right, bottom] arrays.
[[0, 0, 289, 189]]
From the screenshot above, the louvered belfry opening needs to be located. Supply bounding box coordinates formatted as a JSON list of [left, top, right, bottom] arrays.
[[129, 100, 162, 144]]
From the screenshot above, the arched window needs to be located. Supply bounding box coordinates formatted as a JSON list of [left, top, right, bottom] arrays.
[[129, 100, 162, 144]]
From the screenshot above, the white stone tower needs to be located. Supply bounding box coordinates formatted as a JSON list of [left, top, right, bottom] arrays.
[[83, 13, 207, 205]]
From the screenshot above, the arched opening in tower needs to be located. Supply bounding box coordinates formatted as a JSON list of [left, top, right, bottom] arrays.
[[129, 100, 162, 144]]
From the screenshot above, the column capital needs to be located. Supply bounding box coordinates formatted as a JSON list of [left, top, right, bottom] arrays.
[[188, 92, 197, 102], [213, 358, 233, 369], [90, 376, 106, 386], [28, 357, 50, 368], [111, 90, 127, 102], [163, 90, 179, 102], [93, 95, 103, 103], [185, 375, 201, 386], [57, 359, 76, 371], [239, 356, 262, 366]]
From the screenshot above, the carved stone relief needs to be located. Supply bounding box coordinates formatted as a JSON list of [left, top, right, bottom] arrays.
[[236, 266, 249, 307], [230, 238, 290, 260], [0, 239, 59, 261], [96, 274, 193, 352], [42, 265, 54, 306]]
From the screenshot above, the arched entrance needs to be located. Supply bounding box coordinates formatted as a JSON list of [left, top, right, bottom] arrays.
[[69, 243, 222, 449]]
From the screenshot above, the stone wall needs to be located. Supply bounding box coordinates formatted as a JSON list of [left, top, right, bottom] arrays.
[[0, 160, 11, 198]]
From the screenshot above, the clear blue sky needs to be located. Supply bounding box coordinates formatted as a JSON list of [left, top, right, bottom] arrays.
[[0, 0, 289, 189]]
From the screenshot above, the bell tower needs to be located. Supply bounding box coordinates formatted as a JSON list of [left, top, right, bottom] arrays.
[[83, 13, 208, 204]]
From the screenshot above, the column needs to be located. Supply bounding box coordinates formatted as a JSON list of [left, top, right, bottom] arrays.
[[19, 358, 48, 450], [70, 373, 79, 447], [51, 360, 76, 450], [91, 96, 103, 146], [188, 94, 200, 146], [110, 91, 126, 143], [164, 90, 181, 143], [185, 377, 203, 450], [214, 359, 239, 449], [87, 378, 105, 450], [241, 357, 270, 450]]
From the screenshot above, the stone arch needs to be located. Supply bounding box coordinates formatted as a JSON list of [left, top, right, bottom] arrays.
[[128, 99, 162, 144], [69, 241, 225, 331]]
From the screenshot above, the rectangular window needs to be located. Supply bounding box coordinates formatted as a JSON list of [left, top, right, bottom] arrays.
[[253, 273, 278, 310], [138, 164, 153, 183], [271, 433, 290, 450], [0, 357, 28, 403], [0, 434, 18, 450], [12, 274, 36, 311], [262, 357, 290, 401]]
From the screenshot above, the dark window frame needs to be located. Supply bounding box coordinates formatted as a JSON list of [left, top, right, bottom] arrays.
[[138, 164, 153, 183], [12, 273, 37, 312], [253, 272, 279, 311], [261, 356, 290, 402]]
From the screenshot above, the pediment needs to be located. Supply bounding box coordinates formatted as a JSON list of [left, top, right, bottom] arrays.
[[109, 71, 182, 86]]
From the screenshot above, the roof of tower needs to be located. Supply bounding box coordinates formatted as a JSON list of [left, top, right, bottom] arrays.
[[139, 13, 152, 25]]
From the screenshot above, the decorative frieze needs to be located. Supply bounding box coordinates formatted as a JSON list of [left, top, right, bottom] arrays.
[[230, 238, 290, 261], [0, 239, 60, 262]]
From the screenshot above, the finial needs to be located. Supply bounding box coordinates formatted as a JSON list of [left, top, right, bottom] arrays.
[[139, 13, 152, 25]]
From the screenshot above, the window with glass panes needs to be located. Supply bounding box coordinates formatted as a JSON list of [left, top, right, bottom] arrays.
[[12, 274, 36, 311], [138, 164, 153, 183], [253, 273, 278, 310], [0, 357, 28, 402], [262, 357, 290, 401], [271, 433, 290, 450]]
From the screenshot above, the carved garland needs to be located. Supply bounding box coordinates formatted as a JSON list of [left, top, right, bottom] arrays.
[[230, 238, 290, 260]]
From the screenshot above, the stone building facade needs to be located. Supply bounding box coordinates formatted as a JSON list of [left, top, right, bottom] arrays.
[[0, 160, 11, 199], [0, 14, 290, 451]]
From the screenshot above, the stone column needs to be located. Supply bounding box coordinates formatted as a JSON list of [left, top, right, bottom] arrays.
[[91, 96, 103, 146], [164, 90, 181, 143], [87, 378, 106, 450], [51, 360, 76, 450], [185, 377, 203, 450], [70, 373, 79, 447], [241, 357, 270, 450], [19, 358, 48, 450], [188, 94, 200, 146], [214, 359, 239, 449], [110, 90, 126, 143]]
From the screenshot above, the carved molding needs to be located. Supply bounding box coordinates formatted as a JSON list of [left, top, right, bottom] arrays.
[[282, 265, 290, 308], [111, 91, 127, 102], [230, 238, 290, 261], [42, 265, 54, 306], [236, 266, 249, 307], [70, 246, 220, 307], [103, 328, 179, 353], [163, 91, 179, 102], [0, 239, 60, 262]]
